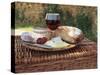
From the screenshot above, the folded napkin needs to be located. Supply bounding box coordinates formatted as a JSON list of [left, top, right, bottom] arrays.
[[21, 32, 34, 42]]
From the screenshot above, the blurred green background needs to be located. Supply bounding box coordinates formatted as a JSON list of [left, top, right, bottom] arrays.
[[11, 2, 97, 42]]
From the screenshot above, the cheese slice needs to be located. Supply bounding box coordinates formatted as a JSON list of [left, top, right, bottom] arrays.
[[45, 37, 70, 48]]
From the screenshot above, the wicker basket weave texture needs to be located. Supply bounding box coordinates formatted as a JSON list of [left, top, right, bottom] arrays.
[[13, 36, 97, 73]]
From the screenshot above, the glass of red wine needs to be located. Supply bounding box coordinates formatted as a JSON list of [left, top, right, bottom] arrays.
[[45, 13, 60, 37]]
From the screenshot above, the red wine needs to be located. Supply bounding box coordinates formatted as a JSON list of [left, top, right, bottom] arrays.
[[46, 20, 60, 30], [45, 13, 60, 30]]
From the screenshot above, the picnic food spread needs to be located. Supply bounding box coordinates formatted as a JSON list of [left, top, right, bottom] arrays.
[[21, 26, 84, 49]]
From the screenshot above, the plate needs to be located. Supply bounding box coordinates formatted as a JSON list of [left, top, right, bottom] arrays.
[[22, 41, 76, 51]]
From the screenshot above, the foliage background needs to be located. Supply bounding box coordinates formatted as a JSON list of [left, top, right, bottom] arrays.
[[12, 2, 97, 42]]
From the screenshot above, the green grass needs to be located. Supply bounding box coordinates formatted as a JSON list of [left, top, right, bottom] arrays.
[[12, 24, 33, 32], [15, 24, 33, 29], [16, 27, 33, 32]]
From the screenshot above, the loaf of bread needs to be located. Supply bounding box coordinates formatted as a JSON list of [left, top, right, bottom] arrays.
[[54, 26, 84, 44]]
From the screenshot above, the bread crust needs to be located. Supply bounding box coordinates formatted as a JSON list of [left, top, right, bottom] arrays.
[[54, 26, 84, 44]]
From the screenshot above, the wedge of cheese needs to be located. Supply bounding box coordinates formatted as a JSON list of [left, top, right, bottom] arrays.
[[45, 37, 70, 48]]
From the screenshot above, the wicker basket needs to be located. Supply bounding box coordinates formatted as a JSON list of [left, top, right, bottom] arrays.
[[11, 35, 97, 73]]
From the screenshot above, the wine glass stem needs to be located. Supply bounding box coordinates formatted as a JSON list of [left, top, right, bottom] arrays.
[[51, 31, 55, 38]]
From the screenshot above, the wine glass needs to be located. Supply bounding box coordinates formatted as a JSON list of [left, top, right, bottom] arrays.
[[45, 13, 60, 37]]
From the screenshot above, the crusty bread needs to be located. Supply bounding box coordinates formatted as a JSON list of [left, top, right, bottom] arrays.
[[54, 26, 84, 44]]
